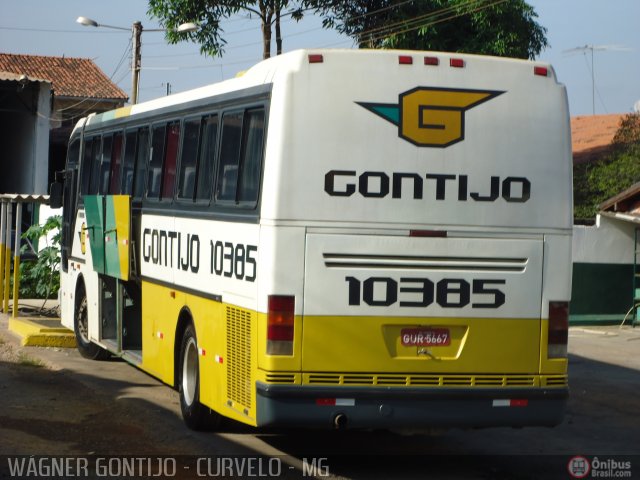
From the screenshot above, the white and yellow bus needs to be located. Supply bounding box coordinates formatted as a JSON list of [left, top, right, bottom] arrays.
[[54, 49, 572, 431]]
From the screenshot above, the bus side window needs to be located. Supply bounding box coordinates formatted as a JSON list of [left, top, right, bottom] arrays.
[[122, 130, 137, 195], [133, 127, 149, 200], [178, 118, 201, 200], [148, 124, 166, 199], [80, 137, 95, 199], [196, 115, 218, 202], [161, 121, 180, 199], [108, 132, 124, 194], [237, 109, 265, 205], [99, 134, 113, 194], [88, 137, 102, 194], [216, 112, 243, 202]]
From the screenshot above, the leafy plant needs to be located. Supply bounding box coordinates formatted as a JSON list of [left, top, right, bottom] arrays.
[[19, 215, 61, 300], [573, 113, 640, 221]]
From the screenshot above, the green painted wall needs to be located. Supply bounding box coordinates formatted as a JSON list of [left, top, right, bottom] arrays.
[[570, 262, 634, 325]]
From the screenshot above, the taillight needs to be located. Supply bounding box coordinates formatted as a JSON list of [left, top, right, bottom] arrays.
[[267, 295, 295, 355], [534, 66, 549, 77], [548, 301, 569, 358]]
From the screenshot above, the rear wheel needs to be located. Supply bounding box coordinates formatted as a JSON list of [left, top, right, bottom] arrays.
[[179, 323, 220, 430], [74, 286, 110, 361]]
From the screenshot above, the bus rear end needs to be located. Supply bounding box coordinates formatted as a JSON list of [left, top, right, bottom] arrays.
[[255, 50, 571, 429]]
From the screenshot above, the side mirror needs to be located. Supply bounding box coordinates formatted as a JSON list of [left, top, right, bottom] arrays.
[[49, 182, 63, 209]]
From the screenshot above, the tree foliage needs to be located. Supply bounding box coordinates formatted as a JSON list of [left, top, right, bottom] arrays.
[[148, 0, 303, 59], [574, 113, 640, 221], [307, 0, 548, 59]]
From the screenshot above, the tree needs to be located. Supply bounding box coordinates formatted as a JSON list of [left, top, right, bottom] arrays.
[[306, 0, 548, 60], [574, 113, 640, 220], [148, 0, 303, 59]]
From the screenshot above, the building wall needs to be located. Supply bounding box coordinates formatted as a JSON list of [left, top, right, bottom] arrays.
[[0, 80, 51, 194], [571, 215, 637, 324]]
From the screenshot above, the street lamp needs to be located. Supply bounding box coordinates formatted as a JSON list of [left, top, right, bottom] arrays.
[[76, 16, 198, 104]]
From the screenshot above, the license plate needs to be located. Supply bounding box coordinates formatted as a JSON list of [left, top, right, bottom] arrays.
[[401, 328, 451, 347]]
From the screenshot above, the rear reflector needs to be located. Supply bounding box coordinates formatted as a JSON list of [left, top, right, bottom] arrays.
[[399, 55, 413, 65], [316, 398, 356, 406], [308, 54, 323, 64], [450, 58, 464, 68], [493, 399, 529, 408], [534, 66, 549, 77], [548, 301, 569, 358], [424, 56, 439, 66], [267, 295, 295, 355], [410, 230, 447, 238]]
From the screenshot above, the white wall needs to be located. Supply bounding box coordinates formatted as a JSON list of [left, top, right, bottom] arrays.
[[573, 214, 636, 264]]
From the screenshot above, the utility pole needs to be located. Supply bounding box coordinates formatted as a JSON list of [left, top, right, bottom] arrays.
[[131, 21, 143, 105]]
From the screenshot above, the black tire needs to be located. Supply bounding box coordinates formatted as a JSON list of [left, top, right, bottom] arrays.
[[179, 323, 220, 430], [74, 285, 110, 361]]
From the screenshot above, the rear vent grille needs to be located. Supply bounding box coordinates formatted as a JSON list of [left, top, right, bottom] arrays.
[[265, 373, 296, 384], [306, 373, 539, 387], [543, 375, 568, 387], [323, 253, 527, 273], [226, 306, 252, 409]]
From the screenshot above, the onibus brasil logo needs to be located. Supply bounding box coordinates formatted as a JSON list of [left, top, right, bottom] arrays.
[[358, 87, 504, 147]]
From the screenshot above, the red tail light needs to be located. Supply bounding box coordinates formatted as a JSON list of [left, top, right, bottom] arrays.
[[399, 55, 413, 65], [548, 301, 569, 358], [534, 66, 549, 77], [267, 295, 295, 355]]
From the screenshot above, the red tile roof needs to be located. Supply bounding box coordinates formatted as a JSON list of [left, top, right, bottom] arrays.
[[571, 113, 625, 164], [0, 52, 128, 101]]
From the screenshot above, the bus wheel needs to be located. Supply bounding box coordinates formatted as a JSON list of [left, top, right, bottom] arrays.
[[179, 323, 220, 430], [74, 289, 110, 361]]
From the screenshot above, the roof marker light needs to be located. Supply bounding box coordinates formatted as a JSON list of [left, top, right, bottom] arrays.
[[424, 56, 439, 66], [450, 58, 465, 68], [534, 66, 549, 77], [308, 54, 323, 64], [399, 55, 413, 65]]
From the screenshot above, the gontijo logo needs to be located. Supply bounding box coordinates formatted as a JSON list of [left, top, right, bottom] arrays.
[[358, 87, 504, 147]]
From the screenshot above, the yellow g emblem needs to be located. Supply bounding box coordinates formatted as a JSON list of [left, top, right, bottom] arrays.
[[358, 87, 504, 148]]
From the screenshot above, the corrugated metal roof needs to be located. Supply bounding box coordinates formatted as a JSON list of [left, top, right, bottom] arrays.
[[0, 194, 50, 204]]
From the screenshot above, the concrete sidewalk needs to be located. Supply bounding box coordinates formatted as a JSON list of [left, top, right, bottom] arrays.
[[2, 299, 75, 348]]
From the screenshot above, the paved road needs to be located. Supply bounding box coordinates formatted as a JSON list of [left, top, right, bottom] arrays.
[[1, 319, 639, 479]]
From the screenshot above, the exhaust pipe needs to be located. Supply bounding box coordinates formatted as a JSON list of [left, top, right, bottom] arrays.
[[333, 413, 347, 430]]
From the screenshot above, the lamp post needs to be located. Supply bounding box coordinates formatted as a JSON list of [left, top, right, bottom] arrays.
[[76, 16, 198, 104]]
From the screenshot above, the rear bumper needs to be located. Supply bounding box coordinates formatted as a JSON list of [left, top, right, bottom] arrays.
[[256, 382, 568, 429]]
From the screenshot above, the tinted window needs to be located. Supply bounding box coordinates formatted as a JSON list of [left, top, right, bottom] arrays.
[[87, 137, 102, 194], [133, 128, 149, 199], [197, 115, 218, 201], [99, 135, 113, 194], [148, 125, 166, 199], [108, 132, 123, 194], [238, 109, 265, 204], [216, 112, 242, 202], [161, 122, 180, 199], [178, 118, 200, 200], [122, 131, 137, 195], [80, 137, 95, 196]]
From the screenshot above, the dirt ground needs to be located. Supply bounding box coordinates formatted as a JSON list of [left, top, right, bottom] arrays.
[[0, 332, 170, 456]]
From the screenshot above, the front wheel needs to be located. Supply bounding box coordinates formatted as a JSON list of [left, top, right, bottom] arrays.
[[179, 323, 220, 430], [74, 287, 110, 361]]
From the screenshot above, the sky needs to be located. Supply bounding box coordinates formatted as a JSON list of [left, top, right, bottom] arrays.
[[1, 0, 638, 117]]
